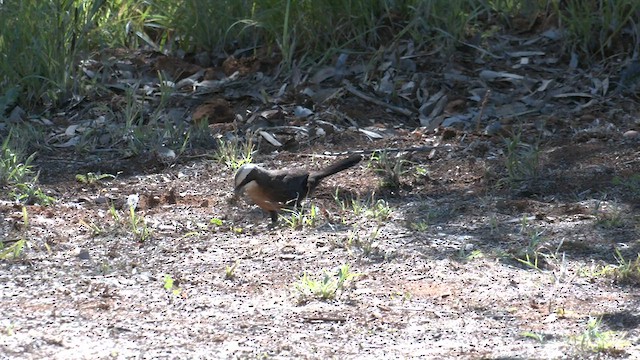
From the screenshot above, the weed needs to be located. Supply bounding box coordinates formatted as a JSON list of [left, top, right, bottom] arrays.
[[390, 290, 412, 304], [11, 181, 56, 205], [213, 137, 254, 170], [4, 323, 15, 336], [21, 206, 29, 229], [281, 203, 320, 229], [552, 0, 638, 60], [108, 204, 121, 222], [409, 220, 429, 232], [414, 165, 429, 177], [592, 200, 626, 229], [612, 174, 640, 199], [521, 331, 545, 343], [294, 264, 359, 303], [333, 190, 370, 223], [499, 129, 540, 190], [0, 239, 26, 260], [366, 198, 392, 223], [128, 205, 152, 242], [578, 263, 614, 279], [79, 219, 104, 236], [514, 229, 546, 271], [489, 214, 500, 234], [571, 317, 629, 355], [75, 172, 116, 185], [0, 132, 35, 187], [510, 217, 563, 271], [369, 151, 410, 189], [163, 274, 182, 297], [461, 249, 484, 261], [339, 225, 391, 260], [608, 248, 640, 284], [225, 260, 239, 280], [1, 206, 30, 259]]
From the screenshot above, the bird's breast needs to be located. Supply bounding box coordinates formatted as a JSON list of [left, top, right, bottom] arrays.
[[243, 181, 284, 212]]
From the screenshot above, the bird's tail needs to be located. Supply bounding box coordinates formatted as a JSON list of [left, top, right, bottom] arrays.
[[313, 154, 363, 180]]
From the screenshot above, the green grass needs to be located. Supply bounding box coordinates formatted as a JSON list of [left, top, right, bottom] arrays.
[[213, 137, 255, 170], [369, 151, 410, 190], [613, 174, 640, 199], [499, 128, 541, 190], [0, 239, 26, 260], [163, 274, 182, 297], [281, 203, 320, 229], [0, 206, 30, 260], [608, 248, 640, 285], [224, 260, 240, 280], [294, 264, 359, 303], [128, 204, 152, 243], [0, 131, 56, 205], [0, 132, 35, 187], [571, 317, 629, 356], [8, 0, 634, 114], [75, 172, 116, 185]]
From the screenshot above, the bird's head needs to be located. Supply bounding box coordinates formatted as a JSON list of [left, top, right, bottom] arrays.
[[233, 163, 260, 194]]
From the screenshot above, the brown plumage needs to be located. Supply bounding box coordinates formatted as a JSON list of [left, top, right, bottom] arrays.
[[233, 154, 363, 223]]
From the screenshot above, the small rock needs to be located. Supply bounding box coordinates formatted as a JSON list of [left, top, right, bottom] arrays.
[[623, 130, 639, 139], [77, 249, 91, 260]]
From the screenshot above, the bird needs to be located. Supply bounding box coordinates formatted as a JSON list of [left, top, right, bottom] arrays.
[[233, 154, 363, 223]]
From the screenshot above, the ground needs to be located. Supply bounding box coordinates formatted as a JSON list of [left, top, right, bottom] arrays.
[[2, 32, 640, 359]]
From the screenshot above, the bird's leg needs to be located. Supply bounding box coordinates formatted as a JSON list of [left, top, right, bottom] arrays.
[[270, 211, 278, 224]]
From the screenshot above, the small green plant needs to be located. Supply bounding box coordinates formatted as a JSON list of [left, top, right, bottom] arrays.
[[294, 264, 359, 303], [1, 206, 30, 259], [0, 132, 35, 187], [108, 203, 121, 222], [578, 263, 614, 279], [0, 239, 26, 260], [571, 317, 629, 355], [334, 190, 374, 224], [4, 322, 15, 336], [369, 151, 410, 189], [225, 260, 239, 280], [366, 198, 392, 223], [510, 217, 557, 271], [340, 225, 391, 260], [499, 129, 540, 189], [11, 181, 56, 205], [409, 220, 429, 232], [608, 248, 640, 284], [128, 205, 152, 242], [612, 174, 640, 198], [281, 203, 320, 229], [414, 166, 428, 177], [163, 274, 182, 297], [390, 290, 412, 304], [521, 331, 545, 343], [79, 219, 104, 236], [213, 137, 254, 170], [21, 206, 29, 229], [75, 172, 116, 184], [593, 201, 626, 229], [460, 248, 484, 261], [514, 231, 545, 271]]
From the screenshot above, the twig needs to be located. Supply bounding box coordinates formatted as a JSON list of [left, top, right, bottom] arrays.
[[299, 145, 457, 158], [343, 81, 414, 117]]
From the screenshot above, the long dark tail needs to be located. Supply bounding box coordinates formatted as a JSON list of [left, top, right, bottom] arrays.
[[312, 154, 363, 181]]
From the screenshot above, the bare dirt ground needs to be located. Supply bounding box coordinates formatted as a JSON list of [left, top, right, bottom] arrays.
[[3, 29, 640, 359]]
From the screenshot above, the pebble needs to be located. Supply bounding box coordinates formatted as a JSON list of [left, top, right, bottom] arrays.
[[623, 130, 639, 139]]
